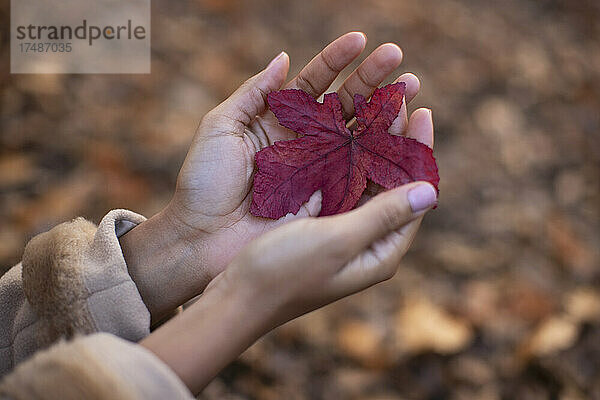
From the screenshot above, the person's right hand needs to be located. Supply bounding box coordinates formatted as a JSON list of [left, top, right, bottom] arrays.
[[210, 181, 437, 328], [143, 180, 437, 394]]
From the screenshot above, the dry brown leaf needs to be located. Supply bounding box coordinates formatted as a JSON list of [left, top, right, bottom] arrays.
[[449, 355, 495, 386], [0, 154, 36, 187], [336, 319, 388, 368], [12, 172, 97, 232], [546, 213, 596, 277], [521, 315, 579, 358], [462, 280, 499, 325], [359, 394, 408, 400], [395, 296, 473, 354], [434, 234, 509, 274], [565, 287, 600, 323]]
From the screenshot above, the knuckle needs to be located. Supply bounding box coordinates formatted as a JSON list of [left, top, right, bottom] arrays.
[[369, 250, 395, 281], [254, 85, 269, 103], [295, 75, 318, 97], [198, 112, 229, 135], [383, 267, 397, 281], [200, 108, 228, 127], [356, 66, 375, 88], [248, 87, 267, 110], [379, 202, 405, 231], [320, 50, 341, 73]]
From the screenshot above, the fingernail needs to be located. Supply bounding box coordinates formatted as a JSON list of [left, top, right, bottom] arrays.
[[267, 51, 285, 69], [349, 31, 367, 45], [408, 184, 437, 212]]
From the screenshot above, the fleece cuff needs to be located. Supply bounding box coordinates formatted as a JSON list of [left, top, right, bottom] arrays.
[[21, 210, 150, 347], [0, 333, 193, 400]]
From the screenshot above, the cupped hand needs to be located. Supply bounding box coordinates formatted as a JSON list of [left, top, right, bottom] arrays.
[[165, 32, 434, 279], [143, 180, 437, 394], [213, 180, 438, 335]]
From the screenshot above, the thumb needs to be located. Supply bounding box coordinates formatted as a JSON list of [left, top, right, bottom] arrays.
[[328, 181, 437, 256], [209, 52, 289, 132]]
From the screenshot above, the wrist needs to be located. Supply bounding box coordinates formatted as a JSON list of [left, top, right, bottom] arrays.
[[161, 198, 260, 280], [214, 260, 297, 335], [141, 273, 269, 394], [119, 206, 212, 323]]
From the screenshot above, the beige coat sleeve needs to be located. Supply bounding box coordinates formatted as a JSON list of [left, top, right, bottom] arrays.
[[0, 333, 194, 400], [0, 210, 151, 376]]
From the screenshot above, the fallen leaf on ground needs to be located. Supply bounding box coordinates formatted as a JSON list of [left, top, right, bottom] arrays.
[[336, 319, 389, 368], [520, 315, 579, 358], [395, 296, 473, 354], [565, 287, 600, 323]]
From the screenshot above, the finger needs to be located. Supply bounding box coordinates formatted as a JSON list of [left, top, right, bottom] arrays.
[[395, 73, 420, 103], [328, 217, 423, 296], [281, 190, 323, 222], [388, 73, 421, 136], [258, 190, 323, 234], [206, 52, 290, 135], [368, 216, 423, 272], [389, 98, 408, 136], [326, 181, 437, 259], [290, 190, 322, 218], [346, 72, 420, 132], [406, 108, 434, 148], [338, 43, 403, 119], [285, 32, 367, 98]]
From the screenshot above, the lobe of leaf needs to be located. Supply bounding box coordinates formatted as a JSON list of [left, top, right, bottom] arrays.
[[250, 82, 439, 219]]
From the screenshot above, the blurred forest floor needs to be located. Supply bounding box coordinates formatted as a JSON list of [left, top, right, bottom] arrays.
[[1, 0, 599, 399]]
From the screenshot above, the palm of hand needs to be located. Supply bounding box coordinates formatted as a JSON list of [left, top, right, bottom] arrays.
[[169, 111, 301, 277], [174, 112, 295, 232]]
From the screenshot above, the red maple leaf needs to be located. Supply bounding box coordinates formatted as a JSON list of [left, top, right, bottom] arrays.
[[250, 82, 439, 219]]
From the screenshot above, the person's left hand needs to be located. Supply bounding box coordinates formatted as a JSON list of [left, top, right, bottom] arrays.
[[143, 179, 438, 394]]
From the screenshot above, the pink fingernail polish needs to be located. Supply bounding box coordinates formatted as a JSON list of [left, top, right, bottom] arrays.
[[408, 184, 437, 212]]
